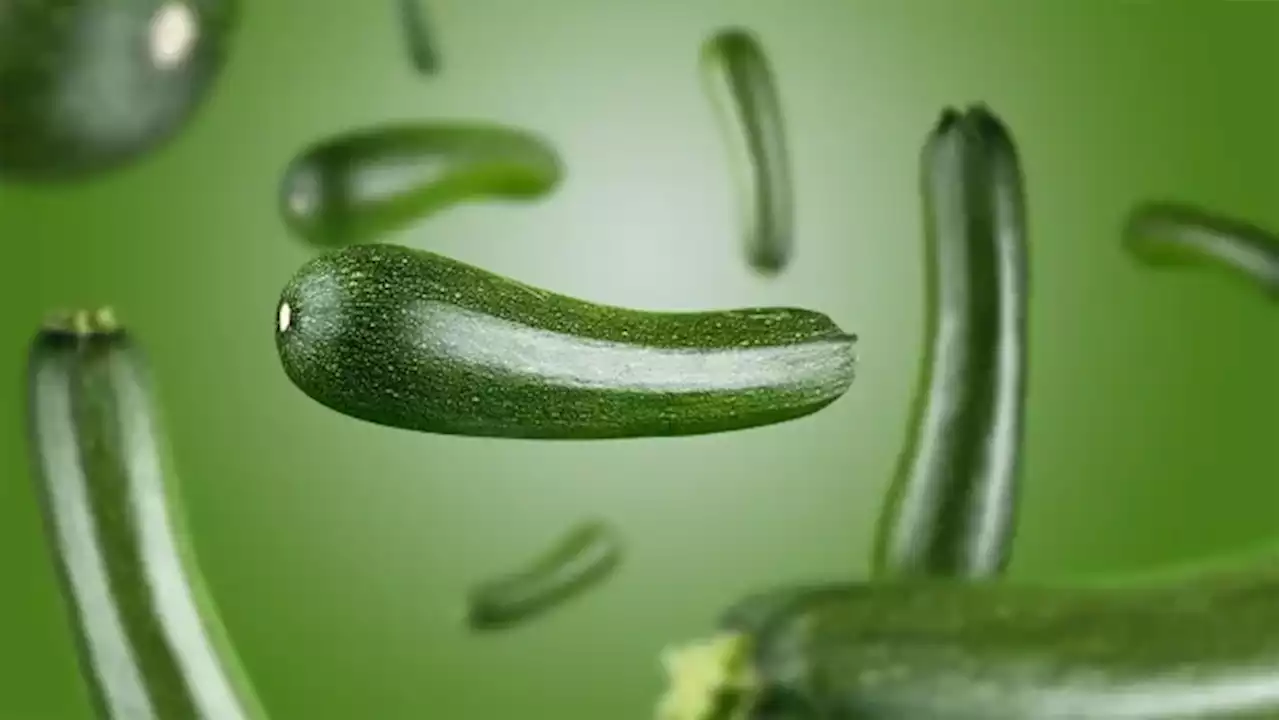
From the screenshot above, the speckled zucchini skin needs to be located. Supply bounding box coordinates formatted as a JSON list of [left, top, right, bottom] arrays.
[[26, 312, 267, 720], [274, 243, 859, 439], [720, 565, 1278, 719], [0, 0, 237, 181]]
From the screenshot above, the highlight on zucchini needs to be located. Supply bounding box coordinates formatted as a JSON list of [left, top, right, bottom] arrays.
[[873, 105, 1030, 581], [1123, 202, 1278, 299], [274, 243, 858, 439], [26, 308, 268, 720], [657, 565, 1278, 720], [700, 26, 795, 275], [278, 123, 563, 248], [466, 520, 623, 631]]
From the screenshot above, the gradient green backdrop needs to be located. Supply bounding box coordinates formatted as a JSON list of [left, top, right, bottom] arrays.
[[1, 2, 1275, 718]]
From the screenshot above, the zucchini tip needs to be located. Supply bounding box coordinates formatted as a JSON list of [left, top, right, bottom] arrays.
[[41, 307, 122, 337], [655, 632, 759, 720]]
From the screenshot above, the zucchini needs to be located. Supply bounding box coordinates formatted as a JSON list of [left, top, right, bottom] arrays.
[[873, 106, 1030, 580], [274, 243, 859, 439], [656, 565, 1279, 720], [397, 0, 440, 75], [701, 27, 795, 275], [466, 519, 622, 631], [1124, 202, 1278, 299], [278, 123, 563, 248], [0, 0, 237, 181], [26, 309, 267, 720]]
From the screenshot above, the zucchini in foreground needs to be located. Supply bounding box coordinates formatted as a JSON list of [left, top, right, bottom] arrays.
[[655, 564, 1278, 720], [873, 105, 1030, 581], [275, 244, 858, 439], [26, 309, 267, 720]]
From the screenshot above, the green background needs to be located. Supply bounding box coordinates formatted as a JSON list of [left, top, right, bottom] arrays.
[[1, 2, 1275, 718]]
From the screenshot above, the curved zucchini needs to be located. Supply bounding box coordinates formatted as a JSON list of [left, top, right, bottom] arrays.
[[1124, 202, 1278, 299], [274, 244, 859, 439], [466, 520, 623, 631], [0, 0, 238, 182], [872, 106, 1030, 580], [655, 565, 1278, 720], [278, 123, 562, 248], [701, 27, 795, 275], [26, 309, 267, 720]]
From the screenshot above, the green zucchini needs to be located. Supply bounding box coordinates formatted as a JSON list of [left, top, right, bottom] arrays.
[[872, 106, 1030, 580], [1124, 202, 1278, 299], [274, 243, 858, 439], [26, 309, 268, 720], [701, 27, 795, 275], [397, 0, 440, 75], [0, 0, 237, 181], [278, 123, 562, 248], [466, 519, 623, 631], [656, 564, 1278, 720]]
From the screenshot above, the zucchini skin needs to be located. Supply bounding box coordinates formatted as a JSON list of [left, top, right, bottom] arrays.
[[274, 243, 859, 439], [873, 106, 1030, 580], [0, 0, 238, 182], [26, 312, 267, 720], [721, 565, 1279, 720], [278, 123, 562, 248]]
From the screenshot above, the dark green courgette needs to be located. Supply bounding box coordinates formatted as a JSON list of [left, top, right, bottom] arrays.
[[278, 124, 562, 248], [397, 0, 440, 75], [274, 243, 858, 439], [0, 0, 237, 182], [466, 519, 622, 631], [1124, 202, 1278, 299], [872, 106, 1030, 580], [701, 27, 795, 275], [655, 565, 1278, 720], [26, 309, 268, 720]]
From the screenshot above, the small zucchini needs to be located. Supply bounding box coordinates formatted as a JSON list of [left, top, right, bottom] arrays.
[[873, 106, 1030, 580], [397, 0, 441, 76], [1124, 202, 1278, 299], [26, 309, 267, 720], [466, 519, 623, 631], [278, 123, 562, 248], [274, 243, 859, 439], [656, 564, 1278, 720], [701, 27, 795, 275]]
